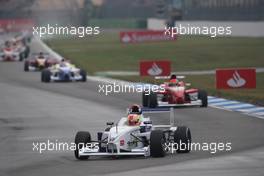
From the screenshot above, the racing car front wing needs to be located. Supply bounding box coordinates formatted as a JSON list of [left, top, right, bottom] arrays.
[[158, 100, 202, 107], [50, 75, 83, 81], [79, 145, 150, 157]]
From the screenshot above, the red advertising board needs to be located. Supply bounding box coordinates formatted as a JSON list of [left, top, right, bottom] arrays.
[[216, 68, 256, 89], [120, 30, 177, 43], [0, 19, 34, 32], [140, 60, 171, 76]]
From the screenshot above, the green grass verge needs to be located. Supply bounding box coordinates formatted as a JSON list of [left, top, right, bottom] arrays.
[[45, 33, 264, 105], [89, 18, 146, 29], [45, 34, 264, 74]]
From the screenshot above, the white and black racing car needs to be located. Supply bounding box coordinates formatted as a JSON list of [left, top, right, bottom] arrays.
[[74, 105, 191, 160]]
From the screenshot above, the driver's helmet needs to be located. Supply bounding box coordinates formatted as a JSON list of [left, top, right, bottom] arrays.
[[59, 62, 67, 67], [38, 52, 44, 59], [127, 104, 142, 126], [169, 74, 178, 86], [128, 104, 142, 115], [5, 41, 11, 47]]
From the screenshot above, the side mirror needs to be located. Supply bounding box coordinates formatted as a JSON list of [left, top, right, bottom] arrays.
[[106, 122, 114, 126]]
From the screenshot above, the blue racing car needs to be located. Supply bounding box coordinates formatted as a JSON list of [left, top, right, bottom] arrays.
[[41, 61, 87, 82]]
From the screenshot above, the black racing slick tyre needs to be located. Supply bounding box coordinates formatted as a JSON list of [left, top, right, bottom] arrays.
[[142, 91, 149, 107], [74, 131, 91, 160], [19, 53, 24, 61], [24, 61, 29, 72], [150, 130, 166, 157], [198, 90, 208, 107], [41, 69, 51, 83], [25, 46, 30, 58], [174, 126, 191, 153], [148, 91, 157, 108], [80, 69, 87, 82]]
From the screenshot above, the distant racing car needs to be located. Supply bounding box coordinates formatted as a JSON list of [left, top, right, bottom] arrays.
[[12, 35, 30, 59], [41, 60, 87, 82], [74, 104, 191, 160], [0, 39, 30, 61], [0, 41, 20, 61], [142, 75, 208, 108], [24, 52, 58, 71]]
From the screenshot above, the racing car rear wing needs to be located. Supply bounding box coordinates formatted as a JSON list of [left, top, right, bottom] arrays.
[[155, 76, 185, 80], [142, 107, 175, 127], [154, 75, 191, 86], [31, 52, 50, 56]]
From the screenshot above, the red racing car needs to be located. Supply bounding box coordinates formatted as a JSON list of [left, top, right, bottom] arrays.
[[24, 52, 58, 71], [142, 75, 208, 108]]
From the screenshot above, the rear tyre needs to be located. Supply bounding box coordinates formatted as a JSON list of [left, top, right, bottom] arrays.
[[19, 53, 24, 61], [25, 46, 30, 58], [148, 91, 157, 108], [41, 69, 51, 83], [198, 90, 208, 107], [80, 69, 87, 82], [142, 90, 149, 107], [150, 130, 166, 157], [24, 61, 29, 72], [174, 126, 191, 153], [74, 131, 91, 160]]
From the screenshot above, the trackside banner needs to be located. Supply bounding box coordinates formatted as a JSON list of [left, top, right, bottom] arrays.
[[216, 68, 256, 89], [0, 19, 35, 32], [120, 30, 177, 43], [140, 60, 171, 76]]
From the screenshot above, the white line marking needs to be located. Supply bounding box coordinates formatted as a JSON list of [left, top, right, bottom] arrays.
[[208, 99, 227, 103], [210, 101, 240, 106], [239, 107, 264, 113], [253, 112, 264, 116], [223, 104, 254, 109]]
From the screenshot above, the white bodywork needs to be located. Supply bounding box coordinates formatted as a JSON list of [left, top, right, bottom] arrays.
[[79, 108, 177, 157]]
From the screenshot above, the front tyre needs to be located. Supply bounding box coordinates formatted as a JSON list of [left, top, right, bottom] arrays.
[[24, 61, 29, 71], [80, 69, 87, 82], [150, 130, 166, 157], [174, 126, 191, 153], [41, 69, 51, 83], [198, 90, 208, 107], [74, 131, 91, 160]]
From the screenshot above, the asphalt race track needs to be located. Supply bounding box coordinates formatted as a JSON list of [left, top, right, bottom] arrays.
[[1, 37, 264, 176]]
